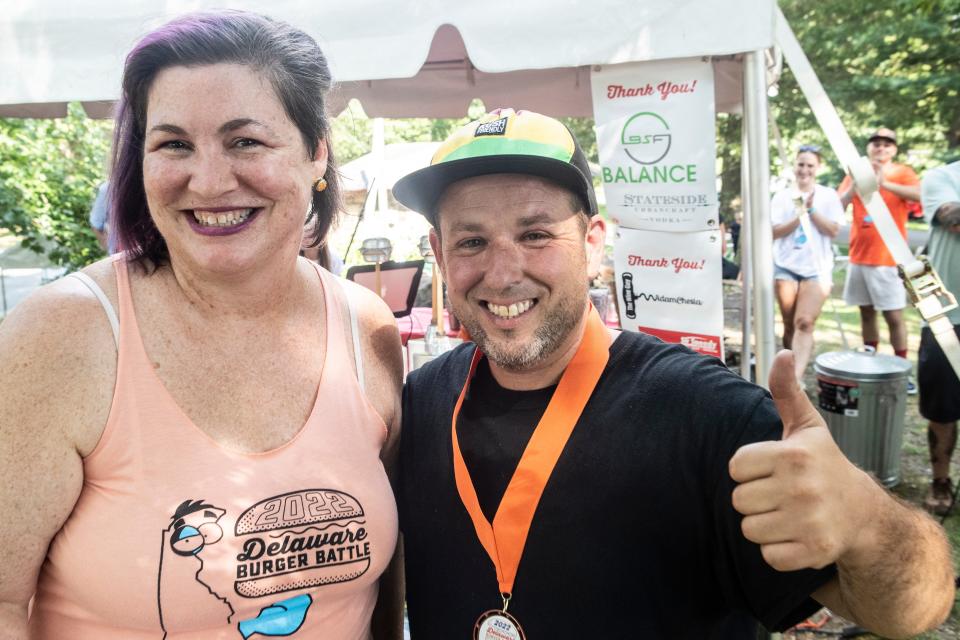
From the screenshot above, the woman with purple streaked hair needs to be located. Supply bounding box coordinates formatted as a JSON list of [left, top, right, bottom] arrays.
[[0, 11, 403, 639]]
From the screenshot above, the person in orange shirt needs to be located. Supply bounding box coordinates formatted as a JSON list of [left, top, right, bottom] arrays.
[[838, 127, 921, 391]]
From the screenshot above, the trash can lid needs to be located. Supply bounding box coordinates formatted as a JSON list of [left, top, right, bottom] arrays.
[[814, 350, 913, 381]]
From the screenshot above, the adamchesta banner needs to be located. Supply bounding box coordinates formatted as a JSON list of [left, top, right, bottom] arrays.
[[614, 226, 724, 359], [593, 58, 723, 357], [591, 57, 718, 231]]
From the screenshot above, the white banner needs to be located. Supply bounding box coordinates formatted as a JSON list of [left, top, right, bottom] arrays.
[[614, 226, 724, 359], [592, 58, 718, 232]]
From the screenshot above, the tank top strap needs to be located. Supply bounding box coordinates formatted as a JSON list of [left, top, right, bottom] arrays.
[[66, 272, 119, 346], [111, 254, 144, 362], [311, 262, 364, 388]]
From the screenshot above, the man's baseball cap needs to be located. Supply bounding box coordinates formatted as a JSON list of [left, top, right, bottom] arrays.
[[867, 127, 897, 145], [393, 108, 597, 227]]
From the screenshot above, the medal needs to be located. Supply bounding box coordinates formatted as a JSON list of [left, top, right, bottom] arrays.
[[474, 606, 526, 640], [453, 305, 610, 637]]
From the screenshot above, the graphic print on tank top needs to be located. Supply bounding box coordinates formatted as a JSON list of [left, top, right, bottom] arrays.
[[157, 489, 372, 638]]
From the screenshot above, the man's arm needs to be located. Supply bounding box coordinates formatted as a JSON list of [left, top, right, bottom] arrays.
[[837, 182, 855, 209], [811, 497, 953, 638], [880, 179, 921, 203], [730, 352, 955, 638], [921, 165, 960, 232], [88, 183, 110, 251], [93, 227, 109, 250], [934, 202, 960, 232]]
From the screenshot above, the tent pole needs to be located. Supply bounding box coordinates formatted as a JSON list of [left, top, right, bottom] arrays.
[[743, 50, 775, 388], [739, 121, 753, 381], [372, 117, 387, 213]]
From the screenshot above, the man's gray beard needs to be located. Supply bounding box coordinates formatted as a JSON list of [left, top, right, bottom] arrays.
[[463, 295, 584, 372]]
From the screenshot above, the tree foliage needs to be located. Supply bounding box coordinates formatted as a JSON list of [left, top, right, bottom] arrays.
[[0, 103, 112, 269], [716, 0, 959, 218], [773, 0, 960, 180], [330, 98, 494, 164]]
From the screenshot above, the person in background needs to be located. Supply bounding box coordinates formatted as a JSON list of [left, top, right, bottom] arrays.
[[919, 160, 960, 515], [301, 241, 345, 275], [88, 181, 114, 253], [0, 11, 403, 639], [730, 206, 743, 259], [771, 145, 843, 386], [719, 220, 741, 281], [838, 127, 921, 392]]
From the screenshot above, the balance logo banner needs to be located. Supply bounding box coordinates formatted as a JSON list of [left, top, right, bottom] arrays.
[[615, 226, 724, 358], [592, 58, 717, 231]]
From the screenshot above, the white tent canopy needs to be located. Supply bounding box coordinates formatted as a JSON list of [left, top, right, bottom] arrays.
[[339, 142, 440, 192], [1, 0, 774, 118], [0, 0, 779, 383]]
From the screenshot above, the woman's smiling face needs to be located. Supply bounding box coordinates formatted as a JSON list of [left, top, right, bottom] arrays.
[[794, 151, 820, 190], [142, 63, 326, 275]]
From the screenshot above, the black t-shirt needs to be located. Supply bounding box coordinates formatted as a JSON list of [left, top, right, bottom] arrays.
[[399, 331, 835, 639], [458, 356, 555, 522]]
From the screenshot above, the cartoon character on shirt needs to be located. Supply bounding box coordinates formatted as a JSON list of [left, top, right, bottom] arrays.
[[156, 498, 315, 638], [158, 500, 235, 637]]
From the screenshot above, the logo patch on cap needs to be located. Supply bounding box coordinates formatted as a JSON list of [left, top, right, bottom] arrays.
[[474, 117, 508, 137]]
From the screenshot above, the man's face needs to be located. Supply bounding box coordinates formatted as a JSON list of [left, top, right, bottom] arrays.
[[867, 138, 897, 165], [431, 174, 604, 373]]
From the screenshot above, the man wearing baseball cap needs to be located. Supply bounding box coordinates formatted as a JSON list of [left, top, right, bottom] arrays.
[[838, 127, 921, 391], [394, 109, 952, 639]]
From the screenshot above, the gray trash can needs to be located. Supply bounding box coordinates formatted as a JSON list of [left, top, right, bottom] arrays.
[[813, 348, 912, 487]]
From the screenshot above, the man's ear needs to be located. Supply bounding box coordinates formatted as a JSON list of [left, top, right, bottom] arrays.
[[584, 214, 606, 280], [428, 228, 446, 281]]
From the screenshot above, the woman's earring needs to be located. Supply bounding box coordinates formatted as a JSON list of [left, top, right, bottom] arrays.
[[313, 177, 328, 193]]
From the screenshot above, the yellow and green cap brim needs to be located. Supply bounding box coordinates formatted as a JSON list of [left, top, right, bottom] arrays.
[[393, 109, 596, 226]]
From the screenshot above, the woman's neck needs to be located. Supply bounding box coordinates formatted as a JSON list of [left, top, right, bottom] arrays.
[[162, 250, 310, 322]]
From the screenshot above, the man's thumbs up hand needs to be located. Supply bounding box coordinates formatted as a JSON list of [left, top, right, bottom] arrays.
[[729, 351, 878, 572], [769, 350, 823, 441]]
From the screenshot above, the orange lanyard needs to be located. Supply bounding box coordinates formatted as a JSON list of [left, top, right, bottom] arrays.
[[450, 306, 610, 598]]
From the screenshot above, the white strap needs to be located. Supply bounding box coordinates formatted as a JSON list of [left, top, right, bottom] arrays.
[[67, 272, 119, 347], [776, 6, 960, 381], [336, 276, 366, 392]]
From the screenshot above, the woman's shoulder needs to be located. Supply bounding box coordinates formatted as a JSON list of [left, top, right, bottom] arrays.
[[337, 276, 393, 321], [333, 274, 403, 378], [0, 257, 118, 451], [336, 276, 401, 350], [2, 257, 118, 344]]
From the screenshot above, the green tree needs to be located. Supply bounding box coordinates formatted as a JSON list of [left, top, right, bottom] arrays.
[[331, 100, 374, 164], [774, 0, 960, 176], [0, 103, 112, 269]]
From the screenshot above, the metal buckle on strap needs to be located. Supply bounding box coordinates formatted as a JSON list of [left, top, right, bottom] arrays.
[[897, 256, 959, 322]]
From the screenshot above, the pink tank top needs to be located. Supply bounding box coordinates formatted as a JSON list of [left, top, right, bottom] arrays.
[[29, 260, 398, 639]]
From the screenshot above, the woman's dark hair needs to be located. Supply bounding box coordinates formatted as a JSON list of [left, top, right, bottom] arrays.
[[110, 10, 341, 268]]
